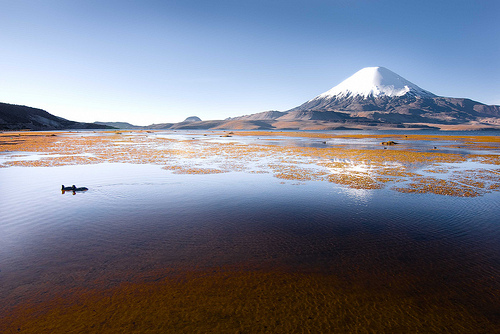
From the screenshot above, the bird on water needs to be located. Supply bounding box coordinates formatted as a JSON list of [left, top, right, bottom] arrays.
[[61, 185, 88, 192], [72, 185, 88, 191]]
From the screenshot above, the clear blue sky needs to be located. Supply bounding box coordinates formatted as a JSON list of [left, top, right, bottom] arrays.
[[1, 0, 499, 125]]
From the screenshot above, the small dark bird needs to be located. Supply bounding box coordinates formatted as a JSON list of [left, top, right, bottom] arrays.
[[72, 185, 88, 192], [62, 185, 73, 191]]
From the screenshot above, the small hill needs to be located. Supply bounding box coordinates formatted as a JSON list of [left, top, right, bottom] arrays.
[[94, 121, 142, 129], [183, 116, 202, 122]]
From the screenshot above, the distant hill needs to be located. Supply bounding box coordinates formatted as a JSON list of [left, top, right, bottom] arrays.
[[0, 102, 113, 130], [94, 121, 142, 129], [228, 110, 286, 121]]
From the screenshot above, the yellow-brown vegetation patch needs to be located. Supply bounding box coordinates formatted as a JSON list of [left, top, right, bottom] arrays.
[[162, 166, 227, 175], [393, 177, 482, 197], [1, 131, 499, 197]]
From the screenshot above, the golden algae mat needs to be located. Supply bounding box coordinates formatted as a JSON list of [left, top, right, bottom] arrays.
[[1, 130, 499, 333], [1, 130, 499, 196]]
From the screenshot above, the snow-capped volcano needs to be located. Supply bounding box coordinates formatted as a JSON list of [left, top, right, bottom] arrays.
[[220, 66, 500, 130], [315, 66, 436, 100], [288, 66, 438, 114], [275, 66, 500, 126]]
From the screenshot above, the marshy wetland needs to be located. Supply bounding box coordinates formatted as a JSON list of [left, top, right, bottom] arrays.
[[0, 130, 499, 332]]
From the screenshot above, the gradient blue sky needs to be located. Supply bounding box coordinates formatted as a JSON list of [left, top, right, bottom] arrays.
[[1, 0, 499, 125]]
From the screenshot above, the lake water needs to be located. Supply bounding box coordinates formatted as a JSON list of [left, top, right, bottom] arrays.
[[0, 131, 499, 331]]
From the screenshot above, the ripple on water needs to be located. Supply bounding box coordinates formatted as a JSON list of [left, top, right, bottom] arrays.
[[0, 163, 499, 330]]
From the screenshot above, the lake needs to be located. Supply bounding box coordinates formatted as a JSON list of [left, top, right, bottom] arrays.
[[0, 130, 499, 332]]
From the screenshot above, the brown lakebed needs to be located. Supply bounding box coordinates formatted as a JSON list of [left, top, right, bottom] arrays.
[[0, 130, 499, 332]]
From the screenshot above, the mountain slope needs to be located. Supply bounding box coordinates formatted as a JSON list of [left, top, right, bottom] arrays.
[[229, 110, 287, 121], [289, 95, 500, 123], [0, 102, 112, 130]]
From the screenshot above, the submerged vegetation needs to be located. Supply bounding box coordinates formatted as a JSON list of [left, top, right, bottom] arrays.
[[3, 269, 496, 333]]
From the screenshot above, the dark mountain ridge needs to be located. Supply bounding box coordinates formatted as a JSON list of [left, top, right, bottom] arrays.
[[0, 102, 112, 130]]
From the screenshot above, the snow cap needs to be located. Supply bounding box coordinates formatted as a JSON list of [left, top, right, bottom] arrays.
[[316, 66, 435, 99]]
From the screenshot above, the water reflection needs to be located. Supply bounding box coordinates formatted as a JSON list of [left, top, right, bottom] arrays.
[[61, 189, 86, 195], [342, 187, 373, 201]]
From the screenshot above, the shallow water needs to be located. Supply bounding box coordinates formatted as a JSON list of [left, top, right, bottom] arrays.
[[0, 162, 499, 327], [152, 129, 500, 154]]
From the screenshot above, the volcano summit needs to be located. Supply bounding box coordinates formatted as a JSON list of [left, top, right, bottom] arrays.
[[309, 66, 436, 100]]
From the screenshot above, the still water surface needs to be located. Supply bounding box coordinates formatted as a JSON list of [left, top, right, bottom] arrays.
[[0, 162, 499, 325]]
